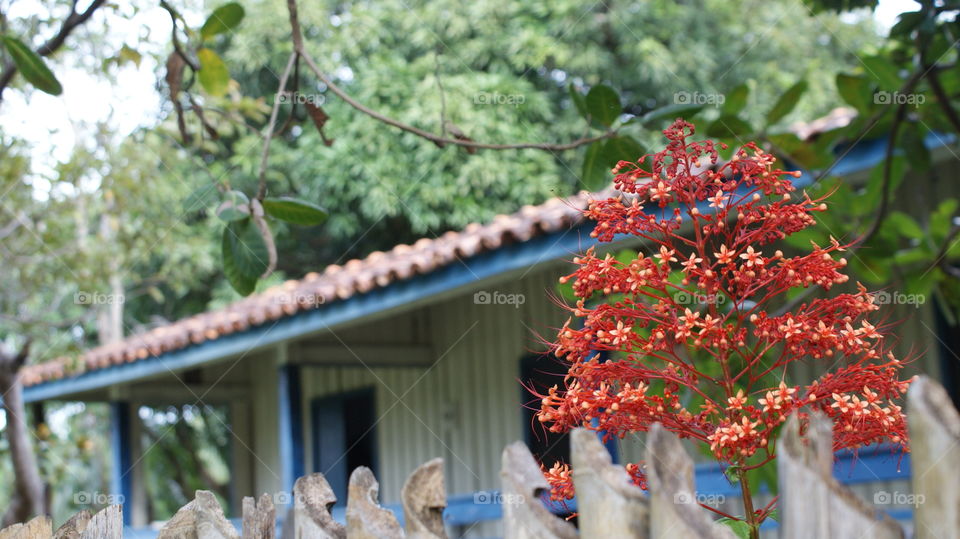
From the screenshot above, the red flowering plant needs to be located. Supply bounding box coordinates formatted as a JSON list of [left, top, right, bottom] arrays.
[[536, 119, 911, 535]]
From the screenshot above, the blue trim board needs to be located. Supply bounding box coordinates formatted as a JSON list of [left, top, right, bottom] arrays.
[[109, 401, 134, 527], [278, 364, 305, 494], [22, 130, 945, 403]]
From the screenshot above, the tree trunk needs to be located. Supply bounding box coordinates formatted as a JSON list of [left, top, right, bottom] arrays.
[[0, 343, 48, 526]]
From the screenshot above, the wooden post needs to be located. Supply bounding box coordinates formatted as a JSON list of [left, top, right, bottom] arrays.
[[645, 424, 733, 539], [345, 467, 403, 539], [0, 516, 50, 538], [158, 490, 239, 539], [499, 441, 576, 539], [241, 494, 275, 539], [288, 473, 345, 539], [778, 413, 903, 539], [400, 458, 447, 539], [570, 428, 648, 538], [908, 375, 960, 538]]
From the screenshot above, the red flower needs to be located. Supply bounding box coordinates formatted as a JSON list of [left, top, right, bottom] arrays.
[[535, 119, 912, 517]]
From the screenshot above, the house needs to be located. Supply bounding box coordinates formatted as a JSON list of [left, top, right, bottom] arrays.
[[18, 111, 956, 537]]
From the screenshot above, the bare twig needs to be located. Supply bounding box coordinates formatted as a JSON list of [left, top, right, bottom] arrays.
[[0, 0, 107, 101], [256, 52, 297, 201], [434, 50, 447, 137], [859, 102, 908, 245]]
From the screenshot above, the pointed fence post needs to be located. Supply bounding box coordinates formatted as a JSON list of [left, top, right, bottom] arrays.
[[645, 424, 735, 539], [401, 458, 447, 539], [287, 473, 345, 539], [0, 516, 51, 539], [570, 428, 648, 538], [157, 490, 239, 539], [500, 441, 577, 539], [778, 413, 903, 539], [908, 375, 960, 538], [346, 467, 403, 539]]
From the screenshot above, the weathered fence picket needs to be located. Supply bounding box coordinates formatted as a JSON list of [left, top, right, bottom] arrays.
[[3, 375, 958, 538]]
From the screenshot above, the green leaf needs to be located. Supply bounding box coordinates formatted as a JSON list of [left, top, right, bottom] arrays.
[[767, 80, 808, 124], [930, 199, 959, 243], [767, 132, 829, 169], [183, 183, 219, 212], [217, 190, 250, 222], [639, 103, 703, 126], [722, 83, 750, 116], [222, 219, 269, 295], [836, 73, 873, 113], [556, 279, 579, 303], [706, 116, 753, 140], [901, 125, 931, 172], [568, 84, 588, 119], [581, 140, 609, 191], [0, 36, 62, 95], [717, 518, 752, 539], [197, 48, 230, 96], [890, 11, 925, 38], [602, 135, 645, 165], [262, 197, 329, 226], [858, 157, 905, 217], [861, 55, 902, 91], [904, 268, 939, 298], [893, 246, 933, 266], [585, 84, 621, 127], [200, 2, 246, 39], [886, 211, 924, 240]]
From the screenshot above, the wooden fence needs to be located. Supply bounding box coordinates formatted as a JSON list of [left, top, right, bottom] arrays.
[[2, 374, 957, 538]]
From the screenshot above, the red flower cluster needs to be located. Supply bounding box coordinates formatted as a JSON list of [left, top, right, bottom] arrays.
[[537, 120, 911, 513]]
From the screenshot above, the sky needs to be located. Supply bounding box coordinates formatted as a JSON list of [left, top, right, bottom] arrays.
[[0, 0, 924, 184]]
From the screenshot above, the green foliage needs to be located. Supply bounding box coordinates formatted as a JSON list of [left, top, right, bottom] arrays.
[[222, 219, 269, 296], [201, 3, 246, 40], [263, 197, 329, 226], [1, 35, 62, 95], [197, 48, 230, 96]]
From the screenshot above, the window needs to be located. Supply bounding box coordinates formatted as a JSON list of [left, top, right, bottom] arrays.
[[311, 387, 377, 501]]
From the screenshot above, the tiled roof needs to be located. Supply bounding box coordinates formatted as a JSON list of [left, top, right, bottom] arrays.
[[21, 189, 598, 387], [20, 108, 858, 388]]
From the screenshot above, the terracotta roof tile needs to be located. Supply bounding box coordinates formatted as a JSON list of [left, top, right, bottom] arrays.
[[20, 188, 598, 387]]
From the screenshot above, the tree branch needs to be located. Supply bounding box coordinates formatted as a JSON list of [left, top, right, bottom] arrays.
[[283, 0, 615, 152], [0, 0, 107, 101], [859, 102, 908, 245], [256, 51, 297, 201]]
